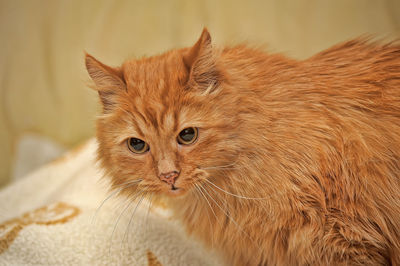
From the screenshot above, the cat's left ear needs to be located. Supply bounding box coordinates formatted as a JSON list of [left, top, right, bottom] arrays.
[[85, 53, 126, 112], [183, 28, 221, 94]]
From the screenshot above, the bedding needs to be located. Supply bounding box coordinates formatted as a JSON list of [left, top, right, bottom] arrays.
[[0, 139, 222, 265]]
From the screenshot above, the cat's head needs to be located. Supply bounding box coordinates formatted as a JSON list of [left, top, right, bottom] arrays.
[[86, 29, 242, 198]]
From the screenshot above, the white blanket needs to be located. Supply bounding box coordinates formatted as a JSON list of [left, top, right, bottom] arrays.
[[0, 139, 222, 266]]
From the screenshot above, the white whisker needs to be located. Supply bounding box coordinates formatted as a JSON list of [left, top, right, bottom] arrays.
[[112, 179, 143, 187], [144, 194, 154, 238], [199, 162, 240, 170], [203, 179, 270, 200], [122, 192, 146, 248], [92, 179, 142, 224], [198, 183, 264, 254], [108, 189, 142, 256], [195, 184, 218, 248]]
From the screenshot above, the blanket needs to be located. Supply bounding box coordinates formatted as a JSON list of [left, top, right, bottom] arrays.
[[0, 139, 222, 266]]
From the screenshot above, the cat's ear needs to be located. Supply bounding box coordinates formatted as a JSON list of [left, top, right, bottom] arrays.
[[183, 28, 220, 94], [85, 53, 126, 112]]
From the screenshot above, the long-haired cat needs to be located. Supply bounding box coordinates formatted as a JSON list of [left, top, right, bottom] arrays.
[[85, 28, 400, 265]]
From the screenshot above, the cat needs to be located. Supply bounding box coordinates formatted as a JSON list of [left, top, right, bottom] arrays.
[[85, 28, 400, 265]]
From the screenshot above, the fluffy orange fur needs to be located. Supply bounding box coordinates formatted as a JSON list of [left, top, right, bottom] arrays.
[[85, 28, 400, 265]]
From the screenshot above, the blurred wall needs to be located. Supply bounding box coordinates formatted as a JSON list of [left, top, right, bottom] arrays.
[[0, 0, 399, 186]]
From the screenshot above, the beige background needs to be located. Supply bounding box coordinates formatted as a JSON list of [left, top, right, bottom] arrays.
[[0, 0, 399, 186]]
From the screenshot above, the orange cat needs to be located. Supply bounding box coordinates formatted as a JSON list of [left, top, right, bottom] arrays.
[[85, 28, 400, 265]]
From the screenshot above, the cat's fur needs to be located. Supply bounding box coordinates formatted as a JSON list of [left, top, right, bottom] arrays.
[[85, 28, 400, 265]]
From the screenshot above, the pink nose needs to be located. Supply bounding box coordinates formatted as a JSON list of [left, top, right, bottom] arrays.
[[159, 171, 179, 185]]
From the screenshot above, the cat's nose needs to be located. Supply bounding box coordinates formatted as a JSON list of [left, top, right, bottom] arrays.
[[159, 171, 180, 185]]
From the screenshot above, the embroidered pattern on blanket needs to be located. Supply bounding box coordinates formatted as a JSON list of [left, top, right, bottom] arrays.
[[0, 202, 80, 254], [147, 250, 163, 266]]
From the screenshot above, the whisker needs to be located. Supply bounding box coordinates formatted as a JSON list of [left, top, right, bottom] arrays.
[[108, 189, 142, 257], [112, 178, 144, 188], [199, 162, 240, 170], [194, 184, 217, 248], [92, 179, 142, 224], [198, 183, 264, 254], [144, 194, 154, 239], [203, 178, 270, 200], [198, 161, 237, 170], [122, 191, 147, 246], [195, 184, 219, 223], [205, 181, 272, 221], [200, 166, 240, 171]]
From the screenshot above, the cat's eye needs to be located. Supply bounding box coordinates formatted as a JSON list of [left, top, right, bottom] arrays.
[[177, 127, 198, 145], [127, 138, 149, 154]]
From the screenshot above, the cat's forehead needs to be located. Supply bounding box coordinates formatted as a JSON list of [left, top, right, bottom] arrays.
[[124, 92, 199, 137], [122, 50, 188, 98], [117, 52, 201, 138]]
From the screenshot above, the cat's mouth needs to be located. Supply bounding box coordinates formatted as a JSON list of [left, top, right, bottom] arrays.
[[168, 184, 185, 196]]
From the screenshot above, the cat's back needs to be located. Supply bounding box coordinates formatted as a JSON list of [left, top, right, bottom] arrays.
[[221, 39, 400, 265], [306, 38, 400, 105], [221, 39, 400, 99], [301, 39, 400, 156], [222, 39, 400, 128]]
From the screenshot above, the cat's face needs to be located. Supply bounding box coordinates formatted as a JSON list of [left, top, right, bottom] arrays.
[[87, 29, 240, 198]]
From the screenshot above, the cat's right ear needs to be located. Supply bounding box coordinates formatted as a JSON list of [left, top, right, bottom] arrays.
[[85, 53, 126, 112]]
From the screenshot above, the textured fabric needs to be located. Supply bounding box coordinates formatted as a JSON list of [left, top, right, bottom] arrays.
[[0, 0, 399, 185], [0, 139, 222, 265]]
